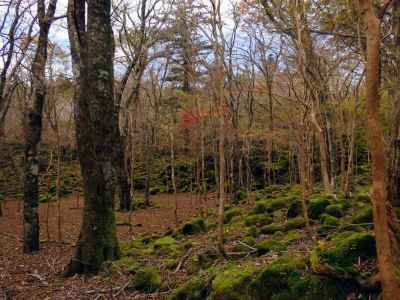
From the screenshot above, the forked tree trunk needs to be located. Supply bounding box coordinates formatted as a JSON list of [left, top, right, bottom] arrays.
[[359, 1, 400, 298], [65, 0, 119, 276], [23, 0, 57, 253]]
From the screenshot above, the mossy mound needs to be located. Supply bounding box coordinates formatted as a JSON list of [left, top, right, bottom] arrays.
[[260, 224, 285, 235], [286, 217, 306, 230], [169, 271, 214, 300], [182, 218, 207, 235], [245, 214, 273, 227], [318, 214, 340, 235], [250, 256, 306, 298], [312, 231, 376, 274], [188, 248, 219, 274], [325, 204, 344, 218], [224, 208, 244, 224], [130, 267, 161, 293], [209, 264, 258, 300], [252, 200, 271, 214], [308, 197, 331, 219], [111, 256, 138, 273], [351, 207, 373, 226], [287, 200, 303, 218], [256, 239, 287, 256], [153, 236, 179, 256]]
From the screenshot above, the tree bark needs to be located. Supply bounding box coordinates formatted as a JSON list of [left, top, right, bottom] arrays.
[[65, 0, 120, 276], [23, 0, 57, 253], [359, 1, 400, 298]]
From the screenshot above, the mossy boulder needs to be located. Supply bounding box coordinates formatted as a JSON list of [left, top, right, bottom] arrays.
[[260, 224, 285, 235], [256, 239, 287, 256], [182, 218, 207, 235], [286, 217, 306, 230], [287, 200, 303, 218], [224, 208, 244, 224], [318, 214, 340, 235], [245, 214, 273, 227], [325, 204, 344, 218], [252, 200, 271, 214], [130, 267, 161, 293], [209, 264, 258, 300], [250, 256, 306, 298], [169, 272, 213, 300], [269, 198, 288, 211], [187, 248, 218, 274], [351, 207, 373, 225], [153, 236, 179, 255], [308, 197, 331, 219], [313, 231, 376, 273]]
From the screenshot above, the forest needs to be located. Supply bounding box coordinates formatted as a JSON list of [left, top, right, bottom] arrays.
[[1, 0, 400, 299]]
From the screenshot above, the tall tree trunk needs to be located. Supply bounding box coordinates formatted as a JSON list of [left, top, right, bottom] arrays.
[[65, 0, 120, 276], [23, 0, 57, 253], [359, 1, 400, 298]]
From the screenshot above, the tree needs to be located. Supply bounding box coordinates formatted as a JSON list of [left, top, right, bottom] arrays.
[[65, 0, 120, 275], [358, 0, 400, 298], [23, 0, 57, 253]]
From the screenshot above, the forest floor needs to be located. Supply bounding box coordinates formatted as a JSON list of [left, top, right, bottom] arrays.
[[0, 193, 217, 300]]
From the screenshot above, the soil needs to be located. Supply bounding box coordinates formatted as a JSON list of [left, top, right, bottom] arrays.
[[0, 193, 217, 300]]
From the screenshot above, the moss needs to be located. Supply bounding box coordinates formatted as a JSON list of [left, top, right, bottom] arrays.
[[187, 248, 218, 274], [110, 256, 138, 273], [225, 208, 244, 224], [286, 217, 306, 230], [325, 204, 344, 218], [130, 267, 161, 293], [281, 230, 306, 244], [169, 272, 213, 300], [247, 226, 259, 238], [315, 231, 376, 273], [250, 256, 306, 298], [153, 236, 179, 255], [182, 218, 207, 235], [245, 214, 273, 227], [269, 198, 288, 211], [260, 224, 285, 235], [286, 200, 302, 218], [252, 200, 271, 214], [318, 214, 340, 235], [209, 264, 258, 300], [256, 239, 287, 256], [351, 207, 373, 225], [308, 197, 331, 219]]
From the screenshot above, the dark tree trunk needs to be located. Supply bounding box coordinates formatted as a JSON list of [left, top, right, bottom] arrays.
[[65, 0, 119, 276], [116, 134, 131, 211], [23, 0, 57, 253]]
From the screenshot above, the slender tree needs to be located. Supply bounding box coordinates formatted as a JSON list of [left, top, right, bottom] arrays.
[[23, 0, 57, 253], [358, 0, 400, 298]]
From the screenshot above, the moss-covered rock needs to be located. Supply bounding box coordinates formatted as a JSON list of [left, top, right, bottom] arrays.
[[256, 239, 287, 256], [252, 200, 271, 214], [286, 217, 306, 230], [247, 226, 259, 237], [351, 207, 373, 225], [182, 218, 207, 235], [224, 208, 244, 224], [260, 224, 285, 235], [169, 272, 213, 300], [308, 197, 331, 219], [110, 256, 138, 273], [325, 204, 344, 218], [130, 267, 161, 293], [187, 248, 218, 274], [250, 256, 306, 298], [153, 236, 179, 255], [313, 231, 376, 273], [269, 198, 288, 211], [245, 214, 273, 227], [209, 264, 258, 300], [286, 200, 303, 218], [318, 214, 340, 235]]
